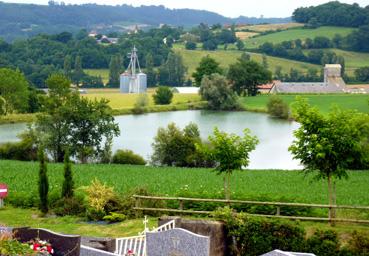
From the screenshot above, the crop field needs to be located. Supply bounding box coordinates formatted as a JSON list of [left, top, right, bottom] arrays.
[[236, 22, 304, 32], [240, 94, 369, 114], [82, 89, 201, 109], [235, 31, 259, 40], [176, 48, 320, 79], [1, 160, 369, 207], [244, 26, 355, 49]]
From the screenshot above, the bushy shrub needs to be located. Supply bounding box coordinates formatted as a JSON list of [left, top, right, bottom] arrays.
[[306, 230, 341, 256], [85, 178, 116, 221], [185, 41, 197, 50], [153, 86, 173, 105], [132, 93, 149, 114], [7, 192, 39, 208], [112, 149, 146, 165], [103, 212, 127, 223], [52, 196, 86, 217], [214, 207, 306, 256], [0, 129, 38, 161], [345, 231, 369, 255], [267, 95, 290, 119]]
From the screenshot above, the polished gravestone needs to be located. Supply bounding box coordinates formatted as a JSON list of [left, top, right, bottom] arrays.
[[146, 228, 210, 256], [13, 227, 81, 256]]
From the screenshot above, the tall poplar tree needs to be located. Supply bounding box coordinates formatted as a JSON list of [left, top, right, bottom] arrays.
[[38, 148, 49, 214]]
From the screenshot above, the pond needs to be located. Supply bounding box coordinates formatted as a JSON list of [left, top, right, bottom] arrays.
[[0, 110, 301, 169]]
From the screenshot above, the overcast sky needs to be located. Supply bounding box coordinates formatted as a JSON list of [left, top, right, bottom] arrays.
[[2, 0, 368, 17]]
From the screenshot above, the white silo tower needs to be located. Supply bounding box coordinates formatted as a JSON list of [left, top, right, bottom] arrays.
[[120, 71, 130, 93], [119, 46, 147, 93]]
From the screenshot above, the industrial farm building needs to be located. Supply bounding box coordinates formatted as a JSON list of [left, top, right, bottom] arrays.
[[120, 46, 147, 94], [268, 64, 369, 94]]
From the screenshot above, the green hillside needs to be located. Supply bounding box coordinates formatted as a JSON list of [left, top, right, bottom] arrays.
[[245, 26, 355, 49], [175, 48, 320, 78], [300, 49, 369, 76]]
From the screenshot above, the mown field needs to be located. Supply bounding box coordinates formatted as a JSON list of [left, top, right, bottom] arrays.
[[244, 26, 355, 49], [236, 23, 304, 32], [300, 48, 369, 75], [0, 207, 156, 237], [1, 160, 369, 206], [175, 48, 320, 79], [240, 94, 369, 114], [82, 88, 201, 109]]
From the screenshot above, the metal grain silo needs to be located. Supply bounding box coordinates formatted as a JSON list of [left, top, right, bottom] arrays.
[[137, 72, 147, 93], [120, 72, 130, 93]]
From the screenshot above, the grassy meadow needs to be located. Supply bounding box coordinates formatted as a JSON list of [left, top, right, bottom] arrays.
[[175, 48, 320, 79], [244, 26, 355, 49], [241, 94, 369, 114], [1, 160, 369, 206], [0, 207, 156, 237]]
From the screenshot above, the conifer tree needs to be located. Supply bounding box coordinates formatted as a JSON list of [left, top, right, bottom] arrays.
[[64, 55, 72, 78], [38, 148, 49, 214], [74, 55, 84, 86], [145, 53, 157, 87], [108, 55, 121, 87], [62, 149, 74, 198]]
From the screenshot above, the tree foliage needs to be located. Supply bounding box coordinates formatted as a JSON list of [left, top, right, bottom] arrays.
[[0, 68, 29, 114], [293, 2, 369, 27], [228, 59, 272, 96], [204, 128, 258, 200], [289, 99, 366, 219], [158, 52, 187, 87], [200, 73, 239, 110], [192, 56, 222, 86], [151, 122, 201, 167], [36, 74, 120, 163], [108, 55, 121, 88]]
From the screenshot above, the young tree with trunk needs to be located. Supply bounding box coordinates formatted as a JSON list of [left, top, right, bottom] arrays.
[[205, 128, 258, 200], [289, 99, 362, 224]]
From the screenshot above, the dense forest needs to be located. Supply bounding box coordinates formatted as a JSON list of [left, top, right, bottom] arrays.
[[293, 1, 369, 27], [0, 2, 290, 42]]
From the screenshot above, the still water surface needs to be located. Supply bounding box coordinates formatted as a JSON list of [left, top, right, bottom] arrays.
[[0, 110, 301, 169]]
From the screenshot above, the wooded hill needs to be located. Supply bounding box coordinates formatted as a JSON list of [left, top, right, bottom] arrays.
[[0, 2, 290, 42]]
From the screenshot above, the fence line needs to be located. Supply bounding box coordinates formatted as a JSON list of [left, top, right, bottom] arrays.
[[133, 195, 369, 225]]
